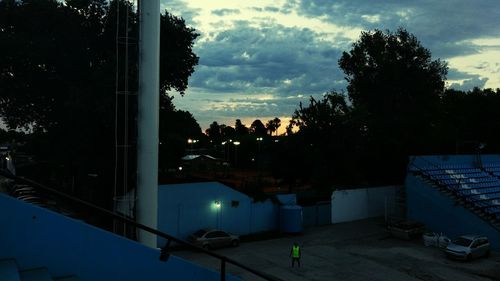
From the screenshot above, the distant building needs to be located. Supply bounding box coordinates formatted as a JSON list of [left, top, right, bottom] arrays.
[[181, 154, 228, 174]]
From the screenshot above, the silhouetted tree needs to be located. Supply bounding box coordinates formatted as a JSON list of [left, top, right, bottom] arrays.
[[440, 87, 500, 154], [290, 92, 363, 185], [159, 96, 202, 171], [250, 119, 267, 136], [235, 119, 249, 136], [0, 0, 199, 208], [338, 28, 448, 183], [205, 121, 222, 144], [220, 124, 236, 141], [266, 117, 281, 136]]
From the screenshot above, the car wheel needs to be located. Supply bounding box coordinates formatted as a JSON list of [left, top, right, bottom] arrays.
[[466, 254, 472, 261], [202, 244, 211, 250], [485, 250, 490, 258], [231, 240, 239, 247]]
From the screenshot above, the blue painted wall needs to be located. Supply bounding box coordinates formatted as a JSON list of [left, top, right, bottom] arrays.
[[0, 193, 241, 281], [406, 174, 500, 250], [158, 182, 279, 246], [250, 200, 278, 233]]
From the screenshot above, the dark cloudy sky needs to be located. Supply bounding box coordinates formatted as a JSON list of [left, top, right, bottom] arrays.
[[167, 0, 500, 133]]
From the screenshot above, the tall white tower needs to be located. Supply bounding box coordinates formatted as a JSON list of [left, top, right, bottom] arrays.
[[137, 0, 160, 247]]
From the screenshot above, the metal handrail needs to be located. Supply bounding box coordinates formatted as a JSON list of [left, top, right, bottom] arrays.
[[0, 170, 282, 281]]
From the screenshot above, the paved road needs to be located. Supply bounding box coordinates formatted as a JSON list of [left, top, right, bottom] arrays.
[[175, 218, 500, 281]]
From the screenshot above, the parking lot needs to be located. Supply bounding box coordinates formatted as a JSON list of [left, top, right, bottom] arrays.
[[175, 218, 500, 281]]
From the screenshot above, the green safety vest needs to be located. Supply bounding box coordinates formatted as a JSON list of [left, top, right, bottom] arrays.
[[292, 246, 300, 258]]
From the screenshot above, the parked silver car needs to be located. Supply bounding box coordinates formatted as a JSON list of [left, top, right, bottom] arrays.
[[423, 232, 450, 248], [188, 229, 240, 249], [445, 235, 490, 260]]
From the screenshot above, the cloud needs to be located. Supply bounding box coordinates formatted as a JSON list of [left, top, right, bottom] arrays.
[[449, 77, 488, 91], [446, 68, 490, 91], [212, 8, 240, 17], [163, 0, 500, 130], [161, 0, 200, 26], [291, 0, 500, 60], [263, 6, 280, 13], [189, 21, 346, 98], [250, 7, 263, 12]]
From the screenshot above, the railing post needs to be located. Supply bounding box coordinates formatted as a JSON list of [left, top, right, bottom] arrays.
[[220, 259, 226, 281]]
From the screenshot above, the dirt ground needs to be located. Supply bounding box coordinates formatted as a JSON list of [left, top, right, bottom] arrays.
[[174, 218, 500, 281]]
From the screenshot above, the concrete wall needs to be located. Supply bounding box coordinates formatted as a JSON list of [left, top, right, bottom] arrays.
[[406, 174, 500, 250], [158, 182, 278, 245], [331, 186, 398, 223], [303, 202, 331, 227], [0, 193, 240, 281]]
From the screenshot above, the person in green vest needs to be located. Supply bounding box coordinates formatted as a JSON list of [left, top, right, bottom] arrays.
[[290, 242, 301, 267]]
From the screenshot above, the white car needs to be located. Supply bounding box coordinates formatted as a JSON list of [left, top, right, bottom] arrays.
[[423, 232, 450, 248], [187, 229, 240, 249], [445, 235, 490, 260]]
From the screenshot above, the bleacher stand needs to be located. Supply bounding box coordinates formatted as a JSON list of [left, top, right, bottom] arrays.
[[410, 162, 500, 221]]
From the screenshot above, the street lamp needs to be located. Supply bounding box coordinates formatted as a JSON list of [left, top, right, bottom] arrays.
[[256, 137, 263, 152], [214, 200, 222, 228], [214, 200, 221, 208], [187, 138, 198, 153], [256, 137, 263, 172], [233, 141, 240, 168]]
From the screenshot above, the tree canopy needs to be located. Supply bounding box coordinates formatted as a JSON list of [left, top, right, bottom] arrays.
[[287, 28, 463, 186], [339, 29, 447, 150], [339, 28, 448, 183], [0, 0, 200, 206], [0, 0, 198, 131], [250, 119, 267, 136], [266, 117, 281, 136]]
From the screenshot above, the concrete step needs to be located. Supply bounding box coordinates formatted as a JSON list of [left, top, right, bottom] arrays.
[[19, 268, 53, 281], [0, 259, 21, 281]]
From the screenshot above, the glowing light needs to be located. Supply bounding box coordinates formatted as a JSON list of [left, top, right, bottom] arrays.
[[233, 141, 240, 146], [214, 200, 221, 208]]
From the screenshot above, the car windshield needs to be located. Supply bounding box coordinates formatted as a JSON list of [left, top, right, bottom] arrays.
[[193, 230, 207, 238], [453, 237, 472, 247]]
